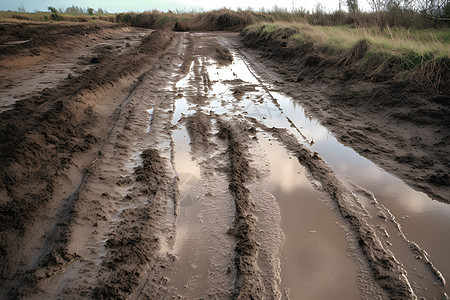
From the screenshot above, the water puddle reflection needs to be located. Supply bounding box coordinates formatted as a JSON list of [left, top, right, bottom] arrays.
[[159, 38, 449, 298], [256, 134, 361, 299], [267, 91, 450, 297]]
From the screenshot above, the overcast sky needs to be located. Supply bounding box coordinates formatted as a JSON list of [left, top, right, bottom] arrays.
[[1, 0, 373, 14]]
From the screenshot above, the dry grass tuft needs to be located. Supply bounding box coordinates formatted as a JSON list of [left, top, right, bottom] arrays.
[[244, 23, 449, 93]]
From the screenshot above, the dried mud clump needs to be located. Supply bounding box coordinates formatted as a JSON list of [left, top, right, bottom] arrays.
[[217, 119, 264, 299], [213, 44, 233, 65]]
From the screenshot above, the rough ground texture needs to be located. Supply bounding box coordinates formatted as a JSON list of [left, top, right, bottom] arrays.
[[241, 29, 450, 203], [94, 149, 170, 299], [0, 22, 448, 300], [0, 21, 121, 64], [217, 119, 264, 299], [0, 23, 175, 297]]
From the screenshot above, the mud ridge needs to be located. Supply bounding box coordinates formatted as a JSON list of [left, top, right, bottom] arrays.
[[210, 43, 233, 65], [0, 30, 175, 295], [0, 22, 122, 62], [93, 149, 171, 299], [217, 118, 264, 299], [256, 122, 417, 299], [185, 110, 213, 153]]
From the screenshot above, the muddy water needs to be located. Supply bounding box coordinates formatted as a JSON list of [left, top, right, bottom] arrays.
[[162, 47, 360, 298], [255, 135, 361, 299], [272, 92, 450, 298], [159, 35, 449, 299]]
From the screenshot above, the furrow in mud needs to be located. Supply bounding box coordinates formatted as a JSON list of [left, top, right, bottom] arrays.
[[168, 111, 236, 298], [216, 119, 264, 298], [351, 183, 447, 288], [2, 28, 449, 300], [93, 148, 170, 298], [260, 123, 416, 299], [0, 30, 176, 297]]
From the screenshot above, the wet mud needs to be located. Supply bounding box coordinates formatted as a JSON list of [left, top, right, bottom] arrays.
[[241, 29, 450, 203], [0, 25, 449, 300]]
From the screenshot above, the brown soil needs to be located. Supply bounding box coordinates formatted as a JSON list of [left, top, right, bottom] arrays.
[[217, 119, 264, 298], [0, 21, 448, 300], [94, 148, 170, 299], [0, 21, 122, 65], [0, 22, 175, 297]]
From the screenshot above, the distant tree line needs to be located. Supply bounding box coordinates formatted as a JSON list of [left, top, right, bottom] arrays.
[[367, 0, 449, 17], [287, 0, 448, 17], [17, 5, 108, 15], [58, 5, 109, 15], [263, 0, 448, 27], [20, 2, 449, 18]]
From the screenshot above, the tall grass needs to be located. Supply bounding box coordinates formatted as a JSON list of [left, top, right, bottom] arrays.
[[0, 11, 115, 23], [244, 23, 449, 92], [115, 11, 180, 28], [1, 8, 448, 29], [247, 22, 449, 59], [302, 24, 447, 56]]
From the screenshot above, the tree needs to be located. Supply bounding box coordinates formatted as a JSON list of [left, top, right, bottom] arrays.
[[48, 6, 59, 20], [347, 0, 359, 12], [87, 8, 94, 15], [65, 5, 84, 14], [315, 2, 325, 14], [445, 1, 450, 17]]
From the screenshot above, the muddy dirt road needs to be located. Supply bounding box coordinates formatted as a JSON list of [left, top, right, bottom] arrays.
[[1, 26, 449, 299]]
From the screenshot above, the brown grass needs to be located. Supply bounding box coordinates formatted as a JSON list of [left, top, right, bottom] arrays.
[[242, 23, 449, 93]]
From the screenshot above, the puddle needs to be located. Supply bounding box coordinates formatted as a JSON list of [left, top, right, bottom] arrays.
[[162, 86, 235, 297], [146, 109, 154, 132], [2, 40, 32, 45], [253, 134, 361, 299], [171, 98, 193, 125], [266, 91, 450, 297], [165, 123, 235, 297], [160, 36, 449, 298]]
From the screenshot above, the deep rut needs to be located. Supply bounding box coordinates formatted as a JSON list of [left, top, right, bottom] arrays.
[[3, 32, 449, 300]]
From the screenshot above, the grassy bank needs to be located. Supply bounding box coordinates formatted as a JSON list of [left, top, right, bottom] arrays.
[[111, 9, 450, 30], [2, 8, 449, 30], [242, 23, 449, 93], [0, 11, 115, 23], [1, 9, 448, 92]]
